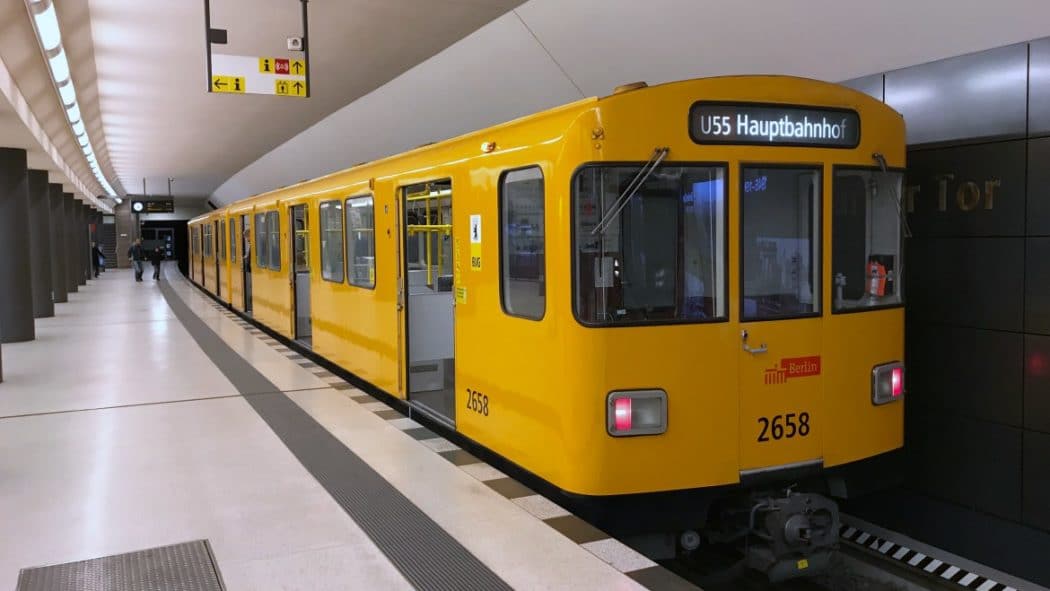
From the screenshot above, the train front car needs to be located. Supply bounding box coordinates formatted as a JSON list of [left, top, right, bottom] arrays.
[[556, 77, 905, 580]]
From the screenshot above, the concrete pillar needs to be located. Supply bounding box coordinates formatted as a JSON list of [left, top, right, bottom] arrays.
[[78, 204, 89, 283], [76, 204, 87, 285], [27, 170, 54, 318], [0, 147, 35, 343], [49, 184, 67, 303], [63, 193, 78, 293]]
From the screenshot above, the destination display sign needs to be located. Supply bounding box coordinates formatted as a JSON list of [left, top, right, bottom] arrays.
[[146, 200, 175, 213], [690, 102, 860, 148]]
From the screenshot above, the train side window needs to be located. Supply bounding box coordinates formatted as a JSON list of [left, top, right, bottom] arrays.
[[229, 218, 237, 263], [319, 200, 345, 283], [219, 221, 226, 261], [345, 195, 376, 288], [499, 167, 545, 320], [255, 213, 268, 269], [832, 168, 904, 311], [267, 210, 281, 271], [203, 223, 213, 258]]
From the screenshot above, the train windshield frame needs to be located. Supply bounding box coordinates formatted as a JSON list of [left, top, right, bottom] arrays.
[[831, 166, 905, 313], [572, 163, 728, 327]]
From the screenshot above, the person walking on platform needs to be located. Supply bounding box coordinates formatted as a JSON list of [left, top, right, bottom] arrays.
[[127, 238, 144, 282], [91, 242, 105, 278], [150, 247, 163, 280]]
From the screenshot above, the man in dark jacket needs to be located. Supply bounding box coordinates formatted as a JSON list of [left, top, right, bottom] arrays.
[[127, 238, 144, 282], [91, 242, 105, 278], [150, 247, 163, 280]]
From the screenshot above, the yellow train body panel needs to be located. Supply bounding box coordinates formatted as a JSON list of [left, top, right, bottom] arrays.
[[190, 76, 905, 505]]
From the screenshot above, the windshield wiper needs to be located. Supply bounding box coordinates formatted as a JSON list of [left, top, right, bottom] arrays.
[[872, 152, 912, 239], [591, 147, 669, 236]]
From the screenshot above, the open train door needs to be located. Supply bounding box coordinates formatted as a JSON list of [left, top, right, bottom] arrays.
[[399, 180, 456, 427], [290, 204, 312, 345], [737, 165, 824, 475], [214, 220, 221, 298], [241, 214, 252, 313]]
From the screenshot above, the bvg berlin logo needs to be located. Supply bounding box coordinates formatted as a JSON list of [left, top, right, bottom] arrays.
[[765, 356, 821, 385]]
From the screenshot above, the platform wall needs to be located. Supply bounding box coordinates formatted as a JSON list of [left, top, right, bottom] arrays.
[[845, 38, 1050, 534]]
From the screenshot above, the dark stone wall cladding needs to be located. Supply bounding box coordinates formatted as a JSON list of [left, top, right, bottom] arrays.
[[843, 37, 1050, 532]]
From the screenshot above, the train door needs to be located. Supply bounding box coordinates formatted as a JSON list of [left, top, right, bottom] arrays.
[[241, 214, 252, 313], [400, 180, 455, 425], [214, 220, 222, 297], [737, 165, 824, 473], [199, 225, 206, 288], [290, 204, 312, 345]]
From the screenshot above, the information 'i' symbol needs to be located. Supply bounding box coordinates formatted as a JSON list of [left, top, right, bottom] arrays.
[[234, 78, 242, 91], [262, 59, 271, 72]]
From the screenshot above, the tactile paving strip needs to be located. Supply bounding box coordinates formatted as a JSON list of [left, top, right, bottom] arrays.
[[17, 540, 224, 591], [161, 279, 513, 591], [196, 294, 697, 590]]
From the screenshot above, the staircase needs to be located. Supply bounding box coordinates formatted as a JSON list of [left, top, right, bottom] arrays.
[[101, 222, 118, 269]]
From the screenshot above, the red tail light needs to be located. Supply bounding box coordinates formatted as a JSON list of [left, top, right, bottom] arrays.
[[614, 398, 632, 431], [607, 390, 667, 436], [872, 362, 904, 405]]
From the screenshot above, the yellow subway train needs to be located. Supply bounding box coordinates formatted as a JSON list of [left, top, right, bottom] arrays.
[[189, 75, 906, 579]]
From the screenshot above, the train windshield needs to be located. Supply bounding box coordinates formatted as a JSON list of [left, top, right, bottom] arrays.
[[573, 165, 726, 325], [831, 169, 904, 311]]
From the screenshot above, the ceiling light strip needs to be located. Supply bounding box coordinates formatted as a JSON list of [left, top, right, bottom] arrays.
[[25, 0, 122, 204], [0, 49, 111, 213]]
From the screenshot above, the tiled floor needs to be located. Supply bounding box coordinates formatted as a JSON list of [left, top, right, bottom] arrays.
[[0, 264, 666, 590]]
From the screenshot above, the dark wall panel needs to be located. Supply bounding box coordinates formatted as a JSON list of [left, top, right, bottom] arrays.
[[1029, 138, 1050, 236], [906, 237, 1024, 331], [1030, 38, 1050, 137], [906, 409, 1023, 521], [886, 43, 1028, 146], [1024, 431, 1050, 531], [906, 323, 1022, 427], [841, 74, 884, 102], [1027, 238, 1050, 335], [1026, 334, 1050, 433], [906, 141, 1027, 237]]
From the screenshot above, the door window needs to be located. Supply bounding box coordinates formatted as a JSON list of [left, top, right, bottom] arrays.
[[741, 167, 821, 321]]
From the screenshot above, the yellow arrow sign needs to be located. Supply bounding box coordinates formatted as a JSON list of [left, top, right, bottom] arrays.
[[211, 75, 245, 94], [275, 79, 307, 97]]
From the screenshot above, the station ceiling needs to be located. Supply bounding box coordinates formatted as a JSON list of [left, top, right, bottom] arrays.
[[2, 0, 1050, 206]]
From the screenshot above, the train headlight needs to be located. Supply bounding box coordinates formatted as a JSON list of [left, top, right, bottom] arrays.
[[871, 362, 904, 405], [607, 390, 667, 436]]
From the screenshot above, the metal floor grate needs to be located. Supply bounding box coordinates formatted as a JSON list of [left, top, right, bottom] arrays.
[[17, 540, 224, 591]]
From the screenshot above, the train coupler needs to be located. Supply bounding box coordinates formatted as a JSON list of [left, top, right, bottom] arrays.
[[743, 489, 840, 582]]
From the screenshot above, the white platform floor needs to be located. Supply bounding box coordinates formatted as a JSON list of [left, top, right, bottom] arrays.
[[0, 265, 650, 590]]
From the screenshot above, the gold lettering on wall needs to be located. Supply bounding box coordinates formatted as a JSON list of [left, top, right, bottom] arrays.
[[956, 181, 981, 211], [909, 174, 1002, 214], [984, 180, 1001, 210], [935, 174, 955, 212], [906, 185, 920, 213]]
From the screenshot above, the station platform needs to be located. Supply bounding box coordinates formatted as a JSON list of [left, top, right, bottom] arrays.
[[0, 263, 695, 590]]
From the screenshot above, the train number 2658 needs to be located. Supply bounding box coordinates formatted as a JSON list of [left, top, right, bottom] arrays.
[[757, 412, 810, 442], [466, 388, 489, 416]]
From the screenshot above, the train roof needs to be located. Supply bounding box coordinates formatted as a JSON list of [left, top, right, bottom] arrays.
[[191, 75, 895, 224]]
